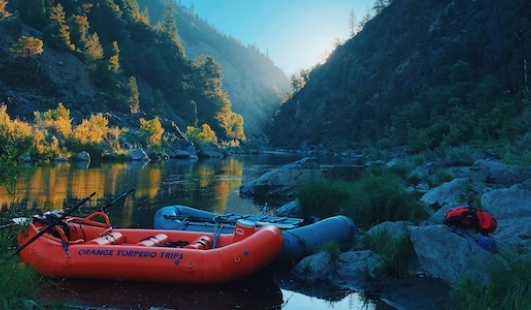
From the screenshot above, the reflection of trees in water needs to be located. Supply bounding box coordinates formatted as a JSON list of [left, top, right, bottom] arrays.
[[39, 271, 283, 309]]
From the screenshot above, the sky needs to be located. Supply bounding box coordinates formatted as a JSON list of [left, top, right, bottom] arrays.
[[177, 0, 375, 76]]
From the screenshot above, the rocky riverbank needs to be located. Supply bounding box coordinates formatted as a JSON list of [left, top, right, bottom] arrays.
[[239, 156, 531, 309]]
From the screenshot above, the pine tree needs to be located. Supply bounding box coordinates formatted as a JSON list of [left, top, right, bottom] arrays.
[[127, 76, 140, 113], [108, 41, 120, 72], [68, 14, 90, 54], [161, 0, 185, 55], [45, 3, 75, 51]]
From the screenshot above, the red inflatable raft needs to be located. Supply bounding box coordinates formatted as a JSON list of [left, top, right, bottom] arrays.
[[16, 211, 283, 284]]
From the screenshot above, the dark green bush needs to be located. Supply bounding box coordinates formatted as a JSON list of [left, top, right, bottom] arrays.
[[297, 179, 351, 219], [343, 172, 428, 229], [362, 227, 416, 277], [0, 227, 40, 308], [448, 255, 531, 310]]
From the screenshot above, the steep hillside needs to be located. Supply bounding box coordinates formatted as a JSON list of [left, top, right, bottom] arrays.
[[270, 0, 531, 158], [137, 0, 290, 144], [1, 0, 288, 146]]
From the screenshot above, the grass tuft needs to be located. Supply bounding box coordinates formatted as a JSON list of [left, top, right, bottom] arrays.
[[448, 254, 531, 310], [362, 227, 416, 277]]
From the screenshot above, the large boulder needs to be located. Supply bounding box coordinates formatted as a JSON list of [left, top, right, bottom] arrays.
[[333, 250, 385, 290], [408, 224, 501, 286], [125, 148, 150, 161], [293, 251, 335, 283], [239, 157, 324, 198], [420, 178, 471, 213], [469, 159, 531, 193], [198, 143, 225, 158], [72, 151, 91, 162], [480, 183, 531, 220], [166, 139, 198, 159]]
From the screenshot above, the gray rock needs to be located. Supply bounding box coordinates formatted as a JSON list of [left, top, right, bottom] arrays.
[[469, 159, 531, 193], [73, 151, 90, 162], [273, 200, 301, 217], [126, 148, 150, 161], [365, 221, 413, 239], [480, 184, 531, 219], [239, 157, 324, 198], [408, 224, 500, 286], [198, 143, 225, 158], [294, 251, 334, 282], [333, 250, 385, 290], [408, 161, 440, 181], [420, 178, 471, 213], [166, 139, 198, 158]]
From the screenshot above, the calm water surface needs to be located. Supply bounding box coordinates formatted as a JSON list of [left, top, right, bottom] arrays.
[[5, 154, 392, 309]]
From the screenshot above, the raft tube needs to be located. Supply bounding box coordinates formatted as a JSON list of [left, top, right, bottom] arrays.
[[154, 205, 358, 261]]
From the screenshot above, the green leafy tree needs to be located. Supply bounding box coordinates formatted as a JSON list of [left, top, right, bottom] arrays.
[[9, 36, 44, 58], [127, 76, 140, 113]]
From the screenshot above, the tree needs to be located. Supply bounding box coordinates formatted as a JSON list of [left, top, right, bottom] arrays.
[[127, 76, 140, 113], [160, 0, 185, 55], [45, 3, 75, 51], [151, 89, 165, 116], [0, 0, 10, 20], [348, 9, 357, 37], [373, 0, 393, 15], [72, 114, 109, 144], [34, 103, 72, 140], [139, 117, 164, 147], [9, 36, 44, 58], [108, 41, 120, 72], [68, 14, 90, 54]]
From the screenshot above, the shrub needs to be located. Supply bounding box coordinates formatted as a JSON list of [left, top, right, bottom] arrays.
[[184, 124, 218, 149], [444, 145, 480, 166], [343, 172, 428, 229], [297, 179, 351, 219], [448, 255, 531, 310], [0, 227, 39, 308], [362, 227, 416, 277]]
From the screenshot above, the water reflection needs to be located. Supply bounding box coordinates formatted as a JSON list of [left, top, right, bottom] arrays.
[[39, 273, 283, 310], [3, 155, 387, 309], [1, 158, 265, 227]]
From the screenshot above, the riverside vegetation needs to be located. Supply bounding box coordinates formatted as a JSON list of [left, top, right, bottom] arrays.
[[1, 150, 531, 309], [294, 151, 531, 310]]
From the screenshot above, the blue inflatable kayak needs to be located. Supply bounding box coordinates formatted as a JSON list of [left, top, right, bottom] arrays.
[[154, 205, 358, 261]]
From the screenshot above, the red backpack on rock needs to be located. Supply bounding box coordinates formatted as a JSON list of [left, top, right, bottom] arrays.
[[443, 206, 497, 236]]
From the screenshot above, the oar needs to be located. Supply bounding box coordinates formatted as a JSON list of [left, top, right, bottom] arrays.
[[162, 214, 296, 230], [99, 188, 136, 213], [14, 192, 96, 255]]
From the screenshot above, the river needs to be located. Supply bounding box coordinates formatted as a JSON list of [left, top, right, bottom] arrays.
[[4, 154, 394, 309]]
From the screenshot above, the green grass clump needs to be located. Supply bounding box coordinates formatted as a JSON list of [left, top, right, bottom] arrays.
[[0, 227, 40, 309], [343, 172, 428, 229], [362, 227, 416, 277], [448, 255, 531, 310], [317, 241, 342, 259], [298, 179, 351, 219]]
